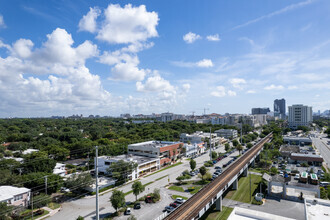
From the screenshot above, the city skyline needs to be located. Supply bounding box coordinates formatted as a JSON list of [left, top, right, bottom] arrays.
[[0, 0, 330, 117]]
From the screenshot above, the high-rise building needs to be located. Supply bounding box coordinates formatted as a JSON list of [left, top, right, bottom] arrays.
[[288, 104, 313, 129], [274, 98, 286, 119], [251, 107, 270, 115]]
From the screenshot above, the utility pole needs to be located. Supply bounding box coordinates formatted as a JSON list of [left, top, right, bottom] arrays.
[[45, 176, 48, 195], [240, 123, 243, 144], [95, 146, 99, 220], [250, 168, 252, 202], [87, 152, 90, 170], [31, 193, 33, 220], [209, 127, 212, 161]]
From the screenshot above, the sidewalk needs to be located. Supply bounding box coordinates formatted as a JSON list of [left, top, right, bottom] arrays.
[[35, 206, 61, 220]]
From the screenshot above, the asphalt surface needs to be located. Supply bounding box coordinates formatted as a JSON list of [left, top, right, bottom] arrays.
[[49, 145, 239, 220], [311, 132, 330, 169]]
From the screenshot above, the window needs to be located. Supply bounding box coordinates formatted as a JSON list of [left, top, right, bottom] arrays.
[[105, 162, 111, 165], [14, 194, 23, 201]]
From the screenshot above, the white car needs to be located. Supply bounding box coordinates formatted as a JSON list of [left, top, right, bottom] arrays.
[[175, 198, 186, 204]]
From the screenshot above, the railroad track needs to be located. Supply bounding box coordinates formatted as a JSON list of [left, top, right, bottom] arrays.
[[164, 133, 273, 220]]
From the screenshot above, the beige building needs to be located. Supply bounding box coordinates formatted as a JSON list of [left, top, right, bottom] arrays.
[[0, 186, 31, 207]]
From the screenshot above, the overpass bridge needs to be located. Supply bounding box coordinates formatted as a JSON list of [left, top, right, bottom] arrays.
[[164, 133, 273, 220]]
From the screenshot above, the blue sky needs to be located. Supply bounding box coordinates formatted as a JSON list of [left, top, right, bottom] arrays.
[[0, 0, 329, 117]]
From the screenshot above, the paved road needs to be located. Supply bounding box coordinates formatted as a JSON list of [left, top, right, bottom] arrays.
[[311, 132, 330, 169], [49, 145, 239, 220]]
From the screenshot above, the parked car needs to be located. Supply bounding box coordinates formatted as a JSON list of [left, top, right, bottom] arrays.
[[60, 187, 70, 193], [215, 166, 222, 170], [175, 198, 186, 204], [170, 203, 179, 208], [145, 196, 153, 203], [165, 206, 175, 213], [294, 174, 300, 180], [124, 208, 131, 215], [134, 203, 141, 209]]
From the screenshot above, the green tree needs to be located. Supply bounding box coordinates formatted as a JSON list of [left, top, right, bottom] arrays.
[[190, 159, 196, 171], [64, 173, 93, 191], [31, 193, 51, 209], [0, 202, 13, 220], [236, 144, 243, 154], [211, 151, 217, 160], [246, 143, 253, 149], [270, 167, 278, 175], [110, 190, 125, 212], [107, 160, 137, 184], [76, 216, 84, 220], [320, 187, 327, 199], [225, 143, 230, 152], [132, 181, 145, 201], [22, 151, 56, 174], [232, 139, 239, 147], [199, 166, 207, 180], [153, 188, 160, 201]]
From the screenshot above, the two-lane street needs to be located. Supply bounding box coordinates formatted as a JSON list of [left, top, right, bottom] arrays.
[[49, 145, 239, 220]]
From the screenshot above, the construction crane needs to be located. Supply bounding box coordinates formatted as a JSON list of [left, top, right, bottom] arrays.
[[198, 108, 210, 115]]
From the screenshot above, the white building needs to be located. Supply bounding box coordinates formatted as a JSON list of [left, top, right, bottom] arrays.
[[215, 129, 238, 139], [53, 163, 66, 177], [180, 133, 202, 144], [183, 142, 205, 157], [96, 154, 160, 180], [288, 104, 313, 129], [254, 114, 268, 126], [305, 198, 330, 220], [0, 186, 31, 207]]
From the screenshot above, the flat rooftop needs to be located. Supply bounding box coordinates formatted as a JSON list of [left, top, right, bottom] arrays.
[[228, 207, 295, 220], [99, 154, 158, 165], [305, 198, 330, 220], [128, 140, 181, 148]]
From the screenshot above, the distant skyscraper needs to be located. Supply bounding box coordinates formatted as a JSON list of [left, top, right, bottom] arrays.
[[288, 104, 313, 129], [251, 108, 270, 115], [274, 98, 286, 119]]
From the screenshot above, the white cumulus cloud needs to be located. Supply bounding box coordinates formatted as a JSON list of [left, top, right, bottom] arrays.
[[12, 39, 34, 58], [229, 78, 246, 89], [264, 84, 284, 90], [211, 86, 226, 97], [78, 7, 101, 33], [206, 34, 220, 41], [136, 73, 173, 92], [97, 4, 159, 44], [196, 59, 213, 68], [183, 32, 201, 44]]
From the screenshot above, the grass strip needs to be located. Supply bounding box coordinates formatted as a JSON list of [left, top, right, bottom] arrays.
[[225, 174, 262, 203], [146, 162, 183, 177], [171, 195, 188, 200], [168, 185, 185, 192]]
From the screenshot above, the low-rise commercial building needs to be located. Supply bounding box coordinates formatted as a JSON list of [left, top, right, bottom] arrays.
[[128, 141, 183, 166], [96, 154, 160, 180], [215, 129, 238, 139], [289, 153, 323, 166], [0, 186, 30, 207], [283, 136, 312, 146]]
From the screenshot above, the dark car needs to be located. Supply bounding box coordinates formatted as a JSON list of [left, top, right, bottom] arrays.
[[145, 196, 153, 203], [165, 206, 175, 213], [215, 166, 221, 170], [170, 203, 179, 208], [134, 203, 141, 209]]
